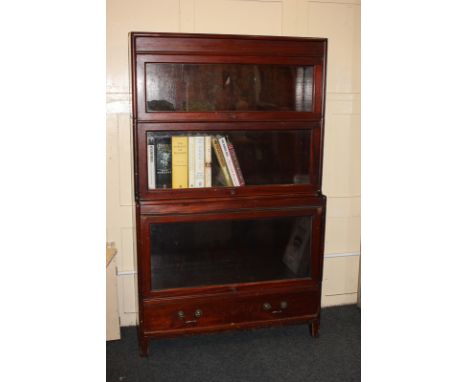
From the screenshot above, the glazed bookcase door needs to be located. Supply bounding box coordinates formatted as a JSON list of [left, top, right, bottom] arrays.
[[138, 206, 325, 298], [136, 122, 323, 200], [136, 57, 324, 122], [132, 34, 326, 122], [145, 63, 314, 112]]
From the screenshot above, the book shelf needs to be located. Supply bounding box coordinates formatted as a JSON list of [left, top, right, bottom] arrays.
[[131, 32, 327, 356]]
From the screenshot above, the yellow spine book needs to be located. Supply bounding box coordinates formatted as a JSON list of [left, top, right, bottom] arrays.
[[172, 136, 188, 189]]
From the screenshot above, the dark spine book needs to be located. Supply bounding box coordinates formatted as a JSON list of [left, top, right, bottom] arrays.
[[226, 137, 245, 186], [156, 137, 172, 188]]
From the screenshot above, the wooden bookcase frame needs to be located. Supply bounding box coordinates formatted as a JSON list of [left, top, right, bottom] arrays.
[[130, 32, 327, 356]]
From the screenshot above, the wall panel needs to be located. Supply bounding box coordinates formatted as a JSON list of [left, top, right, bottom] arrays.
[[306, 1, 360, 93], [107, 0, 180, 93], [323, 113, 361, 197], [323, 255, 360, 295], [193, 0, 283, 35], [117, 114, 133, 206]]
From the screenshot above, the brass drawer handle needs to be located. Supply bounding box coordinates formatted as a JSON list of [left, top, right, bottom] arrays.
[[194, 309, 203, 318], [272, 301, 288, 314], [177, 309, 202, 325], [263, 301, 288, 314], [262, 302, 272, 311]]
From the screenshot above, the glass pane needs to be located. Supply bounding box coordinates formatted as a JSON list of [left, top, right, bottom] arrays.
[[147, 131, 310, 189], [146, 63, 313, 112], [150, 216, 312, 290]]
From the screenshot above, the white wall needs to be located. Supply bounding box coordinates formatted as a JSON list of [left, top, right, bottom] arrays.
[[107, 0, 361, 326]]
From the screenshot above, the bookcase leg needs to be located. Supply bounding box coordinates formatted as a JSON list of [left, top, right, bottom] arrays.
[[139, 336, 149, 357], [309, 319, 320, 338]]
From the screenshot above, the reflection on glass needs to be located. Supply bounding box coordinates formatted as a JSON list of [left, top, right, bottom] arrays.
[[146, 63, 314, 112], [146, 131, 310, 189], [150, 216, 312, 290]]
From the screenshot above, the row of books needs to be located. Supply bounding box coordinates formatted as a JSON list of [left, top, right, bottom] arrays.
[[147, 134, 245, 189]]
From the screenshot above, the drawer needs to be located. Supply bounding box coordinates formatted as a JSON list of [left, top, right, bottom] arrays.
[[142, 288, 320, 334]]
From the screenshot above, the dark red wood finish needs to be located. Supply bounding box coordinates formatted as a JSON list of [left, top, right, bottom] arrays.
[[142, 286, 320, 336], [130, 32, 327, 356]]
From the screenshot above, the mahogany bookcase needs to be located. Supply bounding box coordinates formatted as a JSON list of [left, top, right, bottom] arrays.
[[130, 32, 327, 356]]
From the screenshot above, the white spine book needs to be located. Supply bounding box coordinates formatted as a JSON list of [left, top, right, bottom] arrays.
[[217, 135, 239, 186], [204, 135, 212, 187], [147, 139, 156, 189], [194, 136, 205, 188], [188, 136, 196, 188]]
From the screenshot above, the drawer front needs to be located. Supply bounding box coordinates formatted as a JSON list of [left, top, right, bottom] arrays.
[[142, 288, 320, 333]]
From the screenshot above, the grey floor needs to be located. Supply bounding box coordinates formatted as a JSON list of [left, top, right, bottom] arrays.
[[107, 304, 360, 382]]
